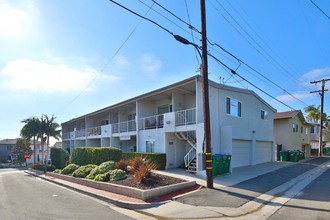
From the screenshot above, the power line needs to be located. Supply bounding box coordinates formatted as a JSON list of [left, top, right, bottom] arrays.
[[151, 0, 200, 34], [108, 0, 297, 111], [208, 41, 310, 107], [54, 1, 155, 115], [208, 52, 295, 110], [184, 0, 200, 66], [310, 0, 330, 21]]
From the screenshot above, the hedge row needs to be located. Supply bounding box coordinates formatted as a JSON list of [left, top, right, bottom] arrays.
[[71, 147, 122, 166], [122, 152, 166, 170], [50, 148, 69, 169], [51, 146, 166, 170]]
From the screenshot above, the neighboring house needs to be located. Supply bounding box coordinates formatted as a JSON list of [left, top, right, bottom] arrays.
[[0, 139, 49, 164], [274, 110, 311, 156], [0, 139, 16, 163], [309, 123, 330, 155], [26, 142, 50, 165], [62, 75, 276, 175]]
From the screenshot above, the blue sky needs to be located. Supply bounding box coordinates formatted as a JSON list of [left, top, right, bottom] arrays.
[[0, 0, 329, 143]]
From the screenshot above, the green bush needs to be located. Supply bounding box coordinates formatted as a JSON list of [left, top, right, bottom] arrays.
[[87, 161, 115, 180], [50, 148, 69, 169], [32, 164, 56, 172], [71, 147, 122, 166], [53, 169, 62, 174], [94, 173, 110, 182], [122, 152, 166, 170], [60, 164, 80, 175], [72, 164, 97, 178], [109, 169, 126, 181]]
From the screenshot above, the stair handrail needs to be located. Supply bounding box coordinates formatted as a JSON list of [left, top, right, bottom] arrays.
[[184, 147, 196, 167]]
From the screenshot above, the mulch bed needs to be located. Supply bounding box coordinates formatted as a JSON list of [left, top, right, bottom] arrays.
[[112, 173, 186, 190]]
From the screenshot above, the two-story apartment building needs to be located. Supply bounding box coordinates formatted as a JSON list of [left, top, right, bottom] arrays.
[[274, 110, 311, 156], [62, 75, 276, 175]]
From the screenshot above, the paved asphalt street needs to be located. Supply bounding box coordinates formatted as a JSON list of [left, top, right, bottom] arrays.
[[268, 168, 330, 220], [175, 157, 330, 208], [0, 170, 136, 220]]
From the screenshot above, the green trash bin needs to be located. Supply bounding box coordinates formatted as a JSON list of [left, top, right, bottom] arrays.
[[280, 151, 288, 161], [289, 151, 299, 162], [212, 155, 221, 176], [223, 155, 231, 174]]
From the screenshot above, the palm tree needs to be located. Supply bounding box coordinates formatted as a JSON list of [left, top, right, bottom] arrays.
[[21, 117, 41, 164], [304, 105, 321, 123], [39, 115, 47, 164], [44, 114, 61, 161]]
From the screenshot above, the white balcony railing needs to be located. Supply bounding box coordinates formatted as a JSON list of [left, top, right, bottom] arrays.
[[112, 120, 136, 133], [87, 126, 101, 137], [139, 115, 164, 130], [75, 129, 86, 138], [175, 108, 196, 126]]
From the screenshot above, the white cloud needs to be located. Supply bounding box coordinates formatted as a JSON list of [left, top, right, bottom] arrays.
[[0, 1, 38, 37], [114, 55, 130, 69], [0, 58, 118, 93], [300, 67, 330, 82], [276, 91, 314, 102], [140, 54, 162, 75]]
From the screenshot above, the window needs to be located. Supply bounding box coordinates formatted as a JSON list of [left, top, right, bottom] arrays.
[[310, 126, 319, 134], [305, 128, 308, 135], [226, 97, 241, 117], [301, 126, 303, 133], [292, 124, 298, 132], [101, 120, 109, 125], [146, 141, 154, 153], [261, 110, 268, 120]]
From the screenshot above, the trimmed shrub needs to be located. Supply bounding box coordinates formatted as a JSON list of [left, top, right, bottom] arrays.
[[109, 169, 126, 181], [50, 148, 69, 169], [53, 169, 62, 174], [87, 161, 115, 180], [94, 173, 110, 182], [60, 164, 80, 175], [32, 164, 56, 172], [71, 147, 122, 166], [72, 164, 97, 178], [122, 152, 166, 170]]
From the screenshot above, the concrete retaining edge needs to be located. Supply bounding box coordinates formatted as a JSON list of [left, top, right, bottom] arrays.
[[46, 172, 196, 200]]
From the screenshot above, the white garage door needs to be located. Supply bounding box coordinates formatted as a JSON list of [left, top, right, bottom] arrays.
[[232, 140, 251, 168], [255, 141, 273, 164]]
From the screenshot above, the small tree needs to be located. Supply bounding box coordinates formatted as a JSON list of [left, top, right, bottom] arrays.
[[11, 138, 32, 163]]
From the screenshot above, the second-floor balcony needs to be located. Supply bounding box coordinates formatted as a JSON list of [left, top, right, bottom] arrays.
[[139, 115, 164, 130], [112, 120, 136, 133], [76, 129, 86, 138], [87, 126, 101, 137], [175, 108, 196, 126]]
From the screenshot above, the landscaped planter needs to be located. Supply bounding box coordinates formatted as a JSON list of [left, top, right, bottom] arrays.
[[47, 172, 196, 201]]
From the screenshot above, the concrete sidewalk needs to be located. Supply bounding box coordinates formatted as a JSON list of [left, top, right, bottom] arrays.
[[24, 157, 329, 220]]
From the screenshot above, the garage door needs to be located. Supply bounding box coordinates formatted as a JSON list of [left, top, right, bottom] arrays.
[[255, 141, 273, 164], [232, 140, 251, 168]]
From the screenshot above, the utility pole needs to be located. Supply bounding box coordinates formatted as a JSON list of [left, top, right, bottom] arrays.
[[310, 78, 330, 157], [200, 0, 213, 188]]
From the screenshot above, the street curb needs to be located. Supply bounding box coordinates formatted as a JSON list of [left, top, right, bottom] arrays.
[[24, 170, 166, 209]]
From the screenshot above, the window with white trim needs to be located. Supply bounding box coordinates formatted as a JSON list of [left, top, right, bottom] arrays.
[[292, 124, 298, 133], [226, 97, 241, 117], [261, 110, 268, 120]]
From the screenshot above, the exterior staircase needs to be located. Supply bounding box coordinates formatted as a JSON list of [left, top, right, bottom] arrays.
[[175, 131, 197, 173]]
